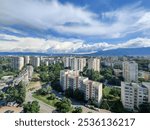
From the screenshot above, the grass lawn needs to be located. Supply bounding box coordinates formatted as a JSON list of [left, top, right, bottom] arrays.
[[33, 94, 59, 107], [0, 71, 17, 79]]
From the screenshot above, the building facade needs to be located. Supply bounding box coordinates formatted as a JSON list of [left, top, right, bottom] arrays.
[[88, 58, 100, 72], [122, 61, 138, 82], [60, 70, 102, 106], [121, 82, 150, 110], [11, 56, 24, 71], [30, 56, 40, 67], [24, 56, 30, 65], [13, 65, 34, 86], [63, 57, 86, 71]]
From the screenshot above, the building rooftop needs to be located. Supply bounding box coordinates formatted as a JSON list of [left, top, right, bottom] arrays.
[[142, 82, 150, 89]]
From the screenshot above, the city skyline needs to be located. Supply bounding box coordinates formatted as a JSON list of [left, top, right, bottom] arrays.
[[0, 0, 150, 53]]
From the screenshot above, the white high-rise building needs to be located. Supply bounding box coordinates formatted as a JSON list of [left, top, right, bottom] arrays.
[[122, 61, 138, 82], [63, 57, 72, 68], [24, 56, 30, 65], [70, 58, 86, 71], [60, 70, 102, 106], [60, 70, 79, 91], [63, 57, 86, 71], [77, 58, 86, 71], [26, 65, 34, 80], [88, 58, 100, 72], [11, 56, 24, 71], [30, 56, 40, 67], [121, 82, 150, 110]]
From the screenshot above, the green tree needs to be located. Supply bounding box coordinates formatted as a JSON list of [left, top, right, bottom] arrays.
[[109, 88, 121, 97], [37, 87, 50, 95], [6, 87, 18, 102], [0, 92, 4, 100], [16, 82, 26, 105], [139, 103, 150, 113], [72, 107, 82, 113], [74, 89, 84, 101], [55, 98, 72, 113], [39, 72, 49, 82], [23, 101, 40, 113], [65, 88, 73, 98], [47, 93, 56, 100], [48, 71, 55, 82]]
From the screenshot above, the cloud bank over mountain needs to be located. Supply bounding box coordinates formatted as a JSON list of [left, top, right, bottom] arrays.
[[0, 34, 150, 53]]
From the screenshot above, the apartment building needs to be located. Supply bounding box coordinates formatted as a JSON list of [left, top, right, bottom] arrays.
[[63, 57, 86, 71], [30, 56, 40, 67], [82, 80, 102, 106], [121, 82, 150, 110], [60, 70, 102, 106], [24, 56, 30, 65], [63, 57, 72, 68], [122, 61, 138, 82], [13, 65, 34, 86], [60, 70, 79, 91], [88, 58, 100, 72], [11, 56, 24, 71], [70, 57, 86, 71], [26, 65, 34, 80]]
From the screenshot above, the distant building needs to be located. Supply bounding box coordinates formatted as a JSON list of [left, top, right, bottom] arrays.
[[11, 56, 24, 71], [122, 61, 138, 82], [63, 57, 72, 68], [121, 82, 150, 110], [113, 69, 122, 77], [60, 70, 102, 106], [70, 57, 86, 71], [30, 56, 40, 67], [45, 60, 49, 66], [63, 57, 86, 71], [139, 71, 150, 81], [26, 65, 34, 80], [88, 58, 100, 72], [24, 56, 30, 65]]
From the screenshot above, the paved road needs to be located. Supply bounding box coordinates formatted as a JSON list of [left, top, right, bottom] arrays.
[[26, 83, 56, 113]]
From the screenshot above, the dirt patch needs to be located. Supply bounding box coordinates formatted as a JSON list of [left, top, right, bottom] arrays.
[[27, 81, 41, 91], [0, 106, 23, 113]]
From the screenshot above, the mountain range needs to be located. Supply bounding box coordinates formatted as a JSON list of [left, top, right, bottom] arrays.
[[0, 47, 150, 56]]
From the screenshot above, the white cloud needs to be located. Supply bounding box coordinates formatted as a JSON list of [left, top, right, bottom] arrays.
[[0, 34, 150, 53], [0, 0, 150, 38]]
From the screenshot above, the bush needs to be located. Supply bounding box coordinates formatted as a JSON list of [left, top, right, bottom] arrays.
[[23, 101, 40, 113], [47, 94, 56, 100]]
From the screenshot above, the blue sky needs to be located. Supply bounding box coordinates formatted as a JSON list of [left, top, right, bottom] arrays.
[[0, 0, 150, 53]]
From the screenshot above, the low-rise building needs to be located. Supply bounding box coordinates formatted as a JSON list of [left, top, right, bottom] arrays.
[[113, 69, 122, 77], [139, 71, 150, 81], [13, 65, 34, 86]]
